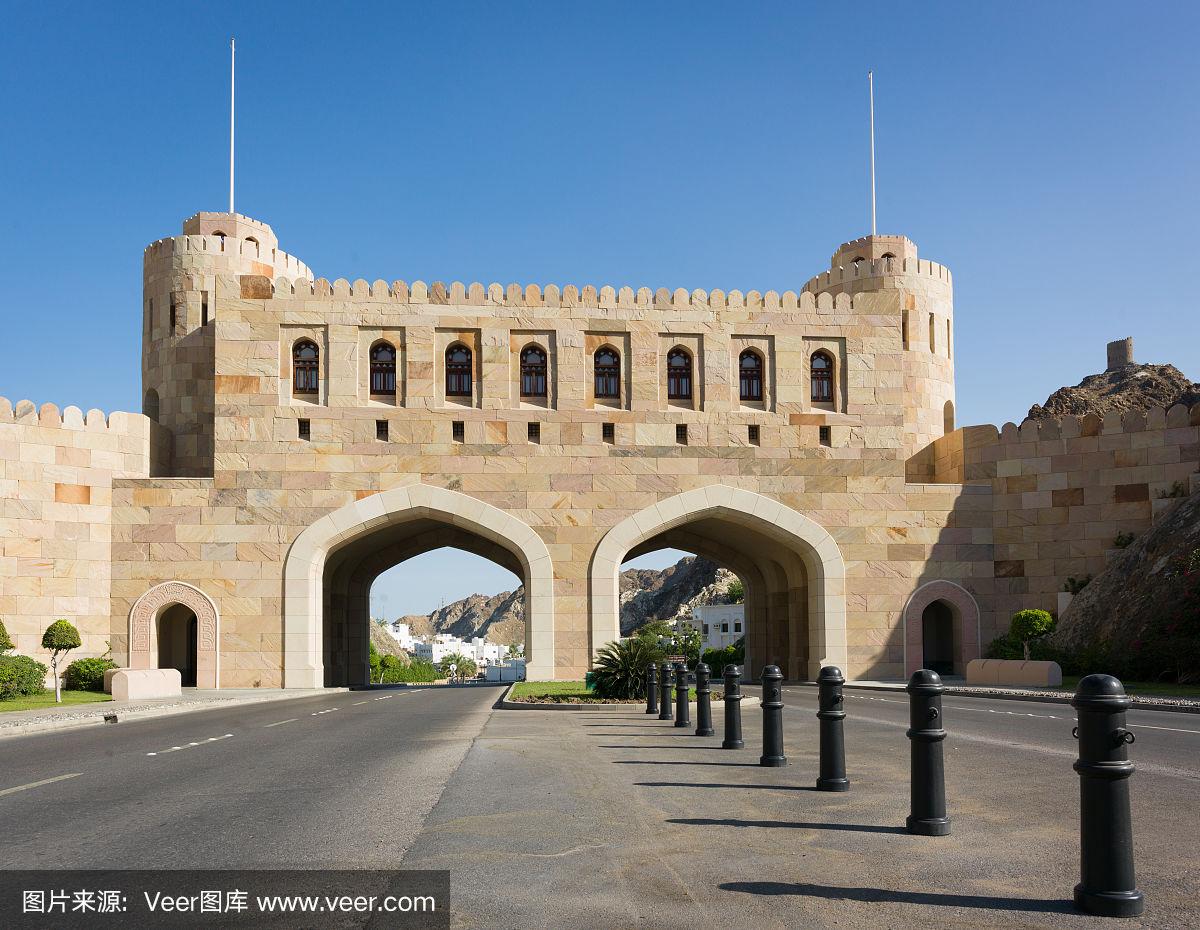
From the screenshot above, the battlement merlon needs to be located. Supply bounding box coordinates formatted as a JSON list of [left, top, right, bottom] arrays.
[[182, 212, 278, 251], [803, 235, 951, 303]]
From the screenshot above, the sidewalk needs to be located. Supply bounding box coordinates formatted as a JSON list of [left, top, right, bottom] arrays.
[[0, 688, 343, 740]]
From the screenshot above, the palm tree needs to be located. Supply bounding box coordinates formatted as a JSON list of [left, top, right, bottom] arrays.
[[591, 638, 663, 700]]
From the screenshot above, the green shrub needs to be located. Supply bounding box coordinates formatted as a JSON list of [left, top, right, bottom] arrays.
[[725, 579, 745, 604], [0, 655, 49, 699], [592, 638, 660, 700], [702, 639, 745, 674], [0, 619, 13, 654], [1062, 575, 1092, 595], [437, 653, 477, 679], [369, 642, 382, 682], [1010, 609, 1055, 660], [984, 633, 1024, 660], [64, 657, 118, 691]]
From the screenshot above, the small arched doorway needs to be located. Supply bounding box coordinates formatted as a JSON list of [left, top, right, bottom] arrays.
[[158, 604, 198, 686], [921, 600, 956, 676]]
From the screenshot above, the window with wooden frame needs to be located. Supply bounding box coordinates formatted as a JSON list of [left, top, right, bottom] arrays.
[[667, 347, 693, 401], [293, 340, 320, 395], [594, 347, 620, 400], [810, 351, 833, 403], [520, 345, 548, 398], [739, 349, 764, 403], [445, 344, 473, 397], [370, 342, 397, 395]]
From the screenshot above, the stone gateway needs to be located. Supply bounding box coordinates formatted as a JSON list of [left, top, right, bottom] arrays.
[[1, 212, 1196, 687]]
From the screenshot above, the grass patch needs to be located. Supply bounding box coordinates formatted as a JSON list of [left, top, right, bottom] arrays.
[[1059, 676, 1200, 699], [509, 680, 713, 704], [0, 690, 113, 713]]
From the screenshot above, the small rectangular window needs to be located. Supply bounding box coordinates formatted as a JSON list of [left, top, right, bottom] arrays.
[[452, 420, 465, 443], [676, 424, 688, 445], [298, 418, 311, 441], [376, 420, 388, 441], [819, 425, 832, 447], [748, 425, 760, 445], [201, 292, 209, 326], [169, 295, 177, 331], [702, 624, 709, 635], [721, 622, 729, 633], [602, 422, 615, 444], [528, 422, 540, 444], [734, 622, 742, 633]]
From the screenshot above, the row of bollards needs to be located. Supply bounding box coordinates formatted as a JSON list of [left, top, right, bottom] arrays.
[[645, 659, 1144, 918]]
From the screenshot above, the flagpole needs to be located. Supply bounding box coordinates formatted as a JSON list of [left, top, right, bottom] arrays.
[[868, 70, 876, 237], [229, 38, 235, 215]]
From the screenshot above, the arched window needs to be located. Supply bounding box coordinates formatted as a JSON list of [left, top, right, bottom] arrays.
[[445, 344, 472, 397], [946, 319, 952, 358], [810, 351, 833, 403], [929, 314, 936, 352], [944, 400, 955, 433], [520, 345, 548, 398], [370, 342, 397, 395], [739, 350, 763, 402], [143, 389, 159, 422], [667, 348, 693, 401], [594, 347, 620, 400], [293, 340, 319, 395]]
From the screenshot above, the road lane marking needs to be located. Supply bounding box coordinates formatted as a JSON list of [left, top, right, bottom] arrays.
[[146, 734, 232, 757], [352, 701, 369, 706], [263, 718, 297, 728], [310, 708, 339, 716], [1129, 723, 1200, 735], [374, 695, 394, 701], [0, 773, 82, 797]]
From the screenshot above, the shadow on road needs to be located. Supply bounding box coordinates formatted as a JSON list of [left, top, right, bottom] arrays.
[[595, 745, 729, 751], [671, 817, 906, 834], [636, 781, 823, 792], [719, 881, 1074, 914], [611, 760, 762, 767]]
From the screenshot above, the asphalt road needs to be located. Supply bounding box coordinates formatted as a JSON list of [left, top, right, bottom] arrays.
[[1, 682, 1197, 928], [0, 684, 499, 868]]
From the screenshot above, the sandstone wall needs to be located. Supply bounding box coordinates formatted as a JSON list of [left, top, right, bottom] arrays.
[[0, 397, 169, 661]]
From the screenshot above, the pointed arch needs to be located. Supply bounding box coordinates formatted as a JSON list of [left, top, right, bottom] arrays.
[[589, 485, 846, 678], [902, 580, 981, 676], [128, 581, 220, 688], [283, 484, 554, 687]]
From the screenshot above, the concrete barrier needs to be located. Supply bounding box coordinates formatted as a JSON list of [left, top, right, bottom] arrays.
[[103, 668, 128, 694], [966, 659, 1062, 687], [110, 669, 182, 701]]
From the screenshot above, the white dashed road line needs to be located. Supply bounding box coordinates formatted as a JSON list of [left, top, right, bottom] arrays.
[[0, 773, 82, 797], [352, 701, 369, 706], [374, 695, 394, 701], [263, 718, 298, 728], [310, 708, 339, 716], [1129, 723, 1200, 735], [146, 734, 233, 757]]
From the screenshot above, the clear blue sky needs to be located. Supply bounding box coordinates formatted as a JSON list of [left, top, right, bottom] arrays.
[[2, 3, 1197, 619]]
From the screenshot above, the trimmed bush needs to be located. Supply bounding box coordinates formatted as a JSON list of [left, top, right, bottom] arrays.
[[64, 657, 119, 692], [1010, 609, 1055, 660], [0, 655, 49, 699]]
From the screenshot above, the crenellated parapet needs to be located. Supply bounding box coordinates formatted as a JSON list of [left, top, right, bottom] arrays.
[[252, 275, 855, 313], [801, 255, 952, 296], [145, 234, 312, 281]]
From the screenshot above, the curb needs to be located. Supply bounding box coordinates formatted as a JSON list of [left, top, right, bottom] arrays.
[[496, 683, 715, 712], [784, 681, 1200, 715], [0, 688, 351, 740]]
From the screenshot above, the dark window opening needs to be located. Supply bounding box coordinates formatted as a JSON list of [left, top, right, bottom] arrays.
[[298, 418, 311, 440], [667, 348, 693, 401], [676, 423, 688, 445], [293, 340, 320, 395], [810, 351, 833, 403], [819, 425, 832, 447], [376, 420, 388, 441], [721, 622, 729, 633], [527, 421, 540, 443], [594, 347, 620, 399], [748, 425, 760, 445], [201, 292, 209, 326], [739, 349, 763, 402], [734, 622, 742, 633], [370, 342, 397, 395], [702, 624, 709, 635], [446, 344, 472, 397], [602, 422, 615, 444], [452, 420, 465, 443], [520, 345, 548, 398], [169, 295, 177, 331]]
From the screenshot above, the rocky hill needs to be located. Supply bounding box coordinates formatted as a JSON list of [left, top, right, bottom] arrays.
[[394, 556, 739, 645], [1028, 362, 1199, 422]]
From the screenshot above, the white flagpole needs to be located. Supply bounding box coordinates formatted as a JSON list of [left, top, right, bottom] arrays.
[[868, 70, 876, 237], [229, 38, 235, 215]]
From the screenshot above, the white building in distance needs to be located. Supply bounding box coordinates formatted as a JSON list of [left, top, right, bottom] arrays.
[[690, 605, 745, 652]]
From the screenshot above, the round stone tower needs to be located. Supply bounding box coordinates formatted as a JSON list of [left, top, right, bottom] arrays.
[[804, 234, 955, 456], [142, 212, 312, 476]]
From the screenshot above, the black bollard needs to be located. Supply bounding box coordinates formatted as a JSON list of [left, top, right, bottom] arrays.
[[816, 665, 849, 791], [906, 669, 950, 836], [645, 663, 658, 715], [759, 665, 787, 767], [674, 663, 691, 728], [694, 663, 714, 737], [1072, 674, 1144, 918], [658, 662, 673, 721], [722, 665, 744, 749]]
